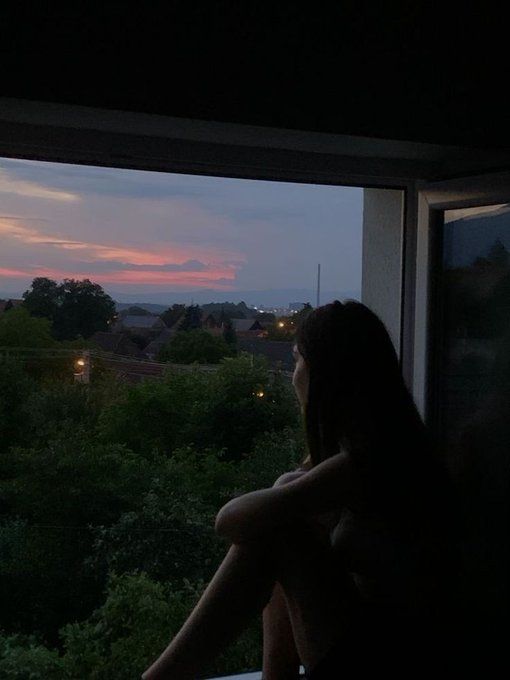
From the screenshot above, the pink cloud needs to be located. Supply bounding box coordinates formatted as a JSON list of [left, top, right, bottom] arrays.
[[0, 216, 245, 292], [0, 265, 237, 290]]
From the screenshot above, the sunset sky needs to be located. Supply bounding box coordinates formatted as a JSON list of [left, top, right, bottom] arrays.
[[0, 158, 362, 306]]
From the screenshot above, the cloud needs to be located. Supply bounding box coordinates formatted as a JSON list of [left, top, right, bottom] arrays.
[[0, 169, 81, 202], [0, 217, 242, 289], [0, 265, 236, 289], [0, 217, 246, 271]]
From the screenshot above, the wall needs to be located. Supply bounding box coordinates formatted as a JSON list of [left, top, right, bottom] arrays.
[[361, 188, 404, 355]]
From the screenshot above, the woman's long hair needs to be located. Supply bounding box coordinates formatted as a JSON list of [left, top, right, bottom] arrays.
[[295, 300, 449, 525]]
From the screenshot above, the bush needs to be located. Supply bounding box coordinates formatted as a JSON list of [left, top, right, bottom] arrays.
[[60, 572, 205, 680], [0, 633, 63, 679], [99, 356, 299, 460], [158, 329, 233, 364], [0, 357, 35, 452]]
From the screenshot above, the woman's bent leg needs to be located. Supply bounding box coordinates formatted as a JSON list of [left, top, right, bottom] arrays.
[[271, 521, 360, 674], [143, 521, 359, 679], [142, 540, 276, 680], [262, 581, 301, 680]]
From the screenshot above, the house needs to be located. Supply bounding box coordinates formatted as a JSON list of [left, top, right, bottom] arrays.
[[90, 331, 142, 358], [230, 319, 265, 336], [112, 315, 166, 336], [0, 299, 24, 314], [143, 327, 179, 360], [202, 312, 223, 334]]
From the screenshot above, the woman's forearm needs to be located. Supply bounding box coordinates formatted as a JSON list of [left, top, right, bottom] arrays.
[[215, 451, 361, 543]]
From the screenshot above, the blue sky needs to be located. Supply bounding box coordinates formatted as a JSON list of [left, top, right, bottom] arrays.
[[0, 158, 362, 305]]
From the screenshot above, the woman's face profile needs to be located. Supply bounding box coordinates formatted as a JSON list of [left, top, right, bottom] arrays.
[[292, 344, 309, 410]]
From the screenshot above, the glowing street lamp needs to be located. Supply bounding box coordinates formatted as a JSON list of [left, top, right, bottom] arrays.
[[73, 351, 90, 384], [278, 321, 285, 328]]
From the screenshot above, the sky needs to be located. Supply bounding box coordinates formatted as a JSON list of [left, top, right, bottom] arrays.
[[0, 158, 363, 307]]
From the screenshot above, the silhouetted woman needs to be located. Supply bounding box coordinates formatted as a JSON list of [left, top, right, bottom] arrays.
[[143, 300, 458, 679]]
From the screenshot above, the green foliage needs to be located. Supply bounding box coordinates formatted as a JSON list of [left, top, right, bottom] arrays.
[[0, 357, 35, 452], [0, 350, 303, 676], [159, 329, 232, 364], [199, 355, 299, 460], [88, 465, 222, 583], [99, 356, 299, 460], [0, 307, 55, 348], [53, 278, 116, 341], [222, 318, 238, 348], [0, 434, 151, 527], [178, 304, 203, 331], [0, 633, 63, 679], [237, 428, 305, 492], [60, 572, 204, 680], [21, 277, 116, 341], [98, 368, 212, 455], [22, 276, 60, 320]]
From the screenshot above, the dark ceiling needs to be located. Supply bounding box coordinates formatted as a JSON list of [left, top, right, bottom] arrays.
[[1, 3, 507, 149]]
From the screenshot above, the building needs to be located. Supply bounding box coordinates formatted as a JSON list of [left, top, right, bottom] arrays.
[[0, 299, 24, 314], [112, 314, 166, 336], [90, 331, 142, 358], [230, 319, 265, 336], [143, 327, 179, 360], [288, 302, 306, 312]]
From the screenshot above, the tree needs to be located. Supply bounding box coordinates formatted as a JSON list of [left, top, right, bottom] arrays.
[[0, 357, 35, 453], [159, 304, 185, 328], [22, 277, 117, 341], [22, 277, 60, 320], [53, 279, 116, 340], [178, 304, 202, 331], [159, 329, 232, 364], [222, 319, 237, 350], [0, 307, 55, 348]]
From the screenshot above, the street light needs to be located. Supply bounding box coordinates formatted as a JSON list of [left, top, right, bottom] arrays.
[[73, 351, 90, 384]]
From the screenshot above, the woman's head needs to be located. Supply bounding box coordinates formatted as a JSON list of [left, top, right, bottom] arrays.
[[293, 300, 425, 468]]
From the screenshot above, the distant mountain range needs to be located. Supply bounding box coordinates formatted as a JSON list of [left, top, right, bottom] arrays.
[[111, 288, 361, 309], [1, 288, 361, 311]]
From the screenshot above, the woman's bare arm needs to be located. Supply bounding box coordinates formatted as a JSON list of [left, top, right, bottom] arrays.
[[215, 450, 364, 542]]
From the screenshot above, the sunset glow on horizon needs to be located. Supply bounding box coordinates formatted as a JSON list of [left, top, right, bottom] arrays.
[[0, 158, 363, 305]]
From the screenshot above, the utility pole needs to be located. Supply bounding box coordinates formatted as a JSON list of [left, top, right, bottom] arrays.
[[316, 263, 321, 308]]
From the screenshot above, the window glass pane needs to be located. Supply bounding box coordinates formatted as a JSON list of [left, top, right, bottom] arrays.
[[434, 203, 510, 655], [0, 157, 363, 677]]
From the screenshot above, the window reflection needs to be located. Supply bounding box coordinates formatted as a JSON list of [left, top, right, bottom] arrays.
[[434, 203, 510, 665]]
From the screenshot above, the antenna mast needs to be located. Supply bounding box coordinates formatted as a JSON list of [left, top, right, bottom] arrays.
[[316, 263, 321, 307]]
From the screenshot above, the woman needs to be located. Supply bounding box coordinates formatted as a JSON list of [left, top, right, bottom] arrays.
[[143, 300, 458, 679]]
